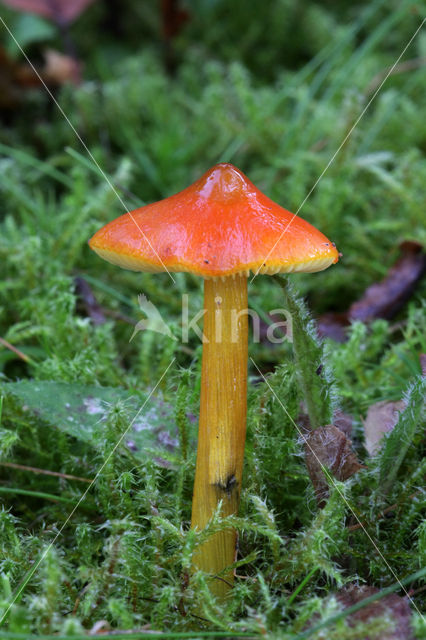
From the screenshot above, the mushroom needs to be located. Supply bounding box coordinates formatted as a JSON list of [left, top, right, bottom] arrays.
[[89, 163, 339, 598]]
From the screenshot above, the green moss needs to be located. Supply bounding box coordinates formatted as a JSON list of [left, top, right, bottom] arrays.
[[0, 0, 425, 635]]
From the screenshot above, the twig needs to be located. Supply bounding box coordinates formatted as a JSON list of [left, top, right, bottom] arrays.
[[365, 57, 426, 96], [0, 461, 92, 483], [0, 337, 34, 363]]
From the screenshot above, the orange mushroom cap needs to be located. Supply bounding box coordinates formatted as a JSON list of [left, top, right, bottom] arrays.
[[89, 163, 339, 278]]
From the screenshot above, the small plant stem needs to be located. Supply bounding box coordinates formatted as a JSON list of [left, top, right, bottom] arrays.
[[287, 566, 319, 606], [0, 487, 74, 503], [274, 276, 332, 429], [0, 337, 35, 364], [191, 275, 248, 598], [175, 371, 190, 461]]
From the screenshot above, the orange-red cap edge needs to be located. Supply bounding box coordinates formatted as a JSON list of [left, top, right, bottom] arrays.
[[90, 244, 339, 279]]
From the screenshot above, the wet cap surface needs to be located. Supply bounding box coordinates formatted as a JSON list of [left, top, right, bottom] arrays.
[[89, 163, 339, 278]]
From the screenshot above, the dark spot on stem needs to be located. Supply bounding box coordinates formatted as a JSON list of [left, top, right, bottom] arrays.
[[214, 473, 238, 497]]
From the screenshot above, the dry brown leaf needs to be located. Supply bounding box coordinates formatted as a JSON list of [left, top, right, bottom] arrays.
[[0, 44, 81, 101], [303, 425, 363, 506], [42, 48, 81, 85], [336, 584, 414, 640], [13, 47, 81, 87], [349, 241, 426, 323], [333, 409, 353, 437], [1, 0, 96, 25], [0, 45, 24, 107], [318, 241, 426, 341], [161, 0, 190, 39], [74, 277, 106, 326], [317, 311, 349, 342], [420, 353, 426, 377], [363, 400, 406, 456]]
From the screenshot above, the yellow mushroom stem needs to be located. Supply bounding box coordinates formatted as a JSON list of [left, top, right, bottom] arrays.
[[191, 274, 248, 598]]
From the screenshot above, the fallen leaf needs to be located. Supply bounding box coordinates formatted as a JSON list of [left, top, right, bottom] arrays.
[[317, 311, 349, 342], [318, 242, 426, 341], [333, 409, 353, 437], [1, 380, 195, 467], [420, 354, 426, 377], [161, 0, 189, 39], [303, 425, 363, 506], [336, 584, 414, 640], [1, 0, 96, 25], [298, 408, 353, 437], [42, 48, 81, 85], [363, 400, 407, 456], [0, 45, 29, 107], [74, 276, 106, 325], [0, 44, 81, 99], [349, 241, 426, 322]]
